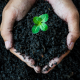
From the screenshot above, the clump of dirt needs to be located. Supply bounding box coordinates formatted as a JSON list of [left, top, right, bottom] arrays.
[[13, 0, 68, 67]]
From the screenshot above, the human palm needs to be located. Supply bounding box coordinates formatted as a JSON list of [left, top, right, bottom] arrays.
[[1, 0, 41, 73], [42, 0, 80, 74]]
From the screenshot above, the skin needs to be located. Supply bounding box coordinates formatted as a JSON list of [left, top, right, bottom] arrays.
[[42, 0, 80, 74], [0, 0, 80, 74], [0, 0, 41, 73]]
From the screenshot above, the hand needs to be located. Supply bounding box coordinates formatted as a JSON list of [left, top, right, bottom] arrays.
[[42, 0, 80, 74], [0, 0, 41, 73]]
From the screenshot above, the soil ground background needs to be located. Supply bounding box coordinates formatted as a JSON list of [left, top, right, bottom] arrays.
[[0, 0, 80, 80]]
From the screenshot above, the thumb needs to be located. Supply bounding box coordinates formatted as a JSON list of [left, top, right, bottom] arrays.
[[67, 32, 79, 50], [1, 9, 16, 50], [67, 12, 80, 50]]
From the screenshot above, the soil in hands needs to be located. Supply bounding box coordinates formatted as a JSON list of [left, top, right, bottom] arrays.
[[13, 1, 69, 67]]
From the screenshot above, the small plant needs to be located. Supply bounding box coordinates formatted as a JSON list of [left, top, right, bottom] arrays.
[[32, 14, 49, 34]]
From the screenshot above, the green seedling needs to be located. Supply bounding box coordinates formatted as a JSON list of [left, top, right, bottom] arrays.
[[32, 14, 49, 34]]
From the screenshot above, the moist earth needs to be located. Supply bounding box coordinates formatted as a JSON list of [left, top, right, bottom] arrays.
[[13, 0, 68, 67], [0, 0, 80, 80]]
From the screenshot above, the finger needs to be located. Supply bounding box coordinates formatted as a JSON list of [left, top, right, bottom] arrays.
[[0, 25, 1, 32], [1, 8, 17, 50], [10, 47, 41, 73], [24, 56, 41, 73], [67, 11, 80, 50], [42, 50, 70, 74], [42, 58, 59, 74], [34, 66, 41, 73], [10, 48, 35, 67], [0, 25, 1, 34], [46, 0, 80, 50]]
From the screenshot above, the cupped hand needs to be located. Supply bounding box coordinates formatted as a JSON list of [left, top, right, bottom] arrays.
[[0, 0, 41, 73], [42, 0, 80, 74]]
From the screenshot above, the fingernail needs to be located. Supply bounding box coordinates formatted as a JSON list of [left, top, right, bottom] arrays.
[[5, 41, 11, 50], [68, 42, 74, 50]]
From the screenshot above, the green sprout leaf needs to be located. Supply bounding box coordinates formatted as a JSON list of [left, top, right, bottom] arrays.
[[39, 14, 49, 22], [32, 14, 49, 34], [39, 23, 48, 31], [32, 25, 40, 34], [33, 16, 42, 24]]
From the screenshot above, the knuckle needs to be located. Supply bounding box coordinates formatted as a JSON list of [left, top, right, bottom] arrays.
[[1, 31, 6, 37], [1, 30, 10, 38], [69, 10, 79, 19], [72, 32, 80, 38], [3, 8, 11, 16], [75, 33, 80, 39], [70, 32, 80, 40], [2, 7, 16, 19]]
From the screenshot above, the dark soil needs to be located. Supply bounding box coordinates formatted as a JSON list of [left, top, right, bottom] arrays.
[[0, 0, 80, 80], [13, 0, 68, 67]]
